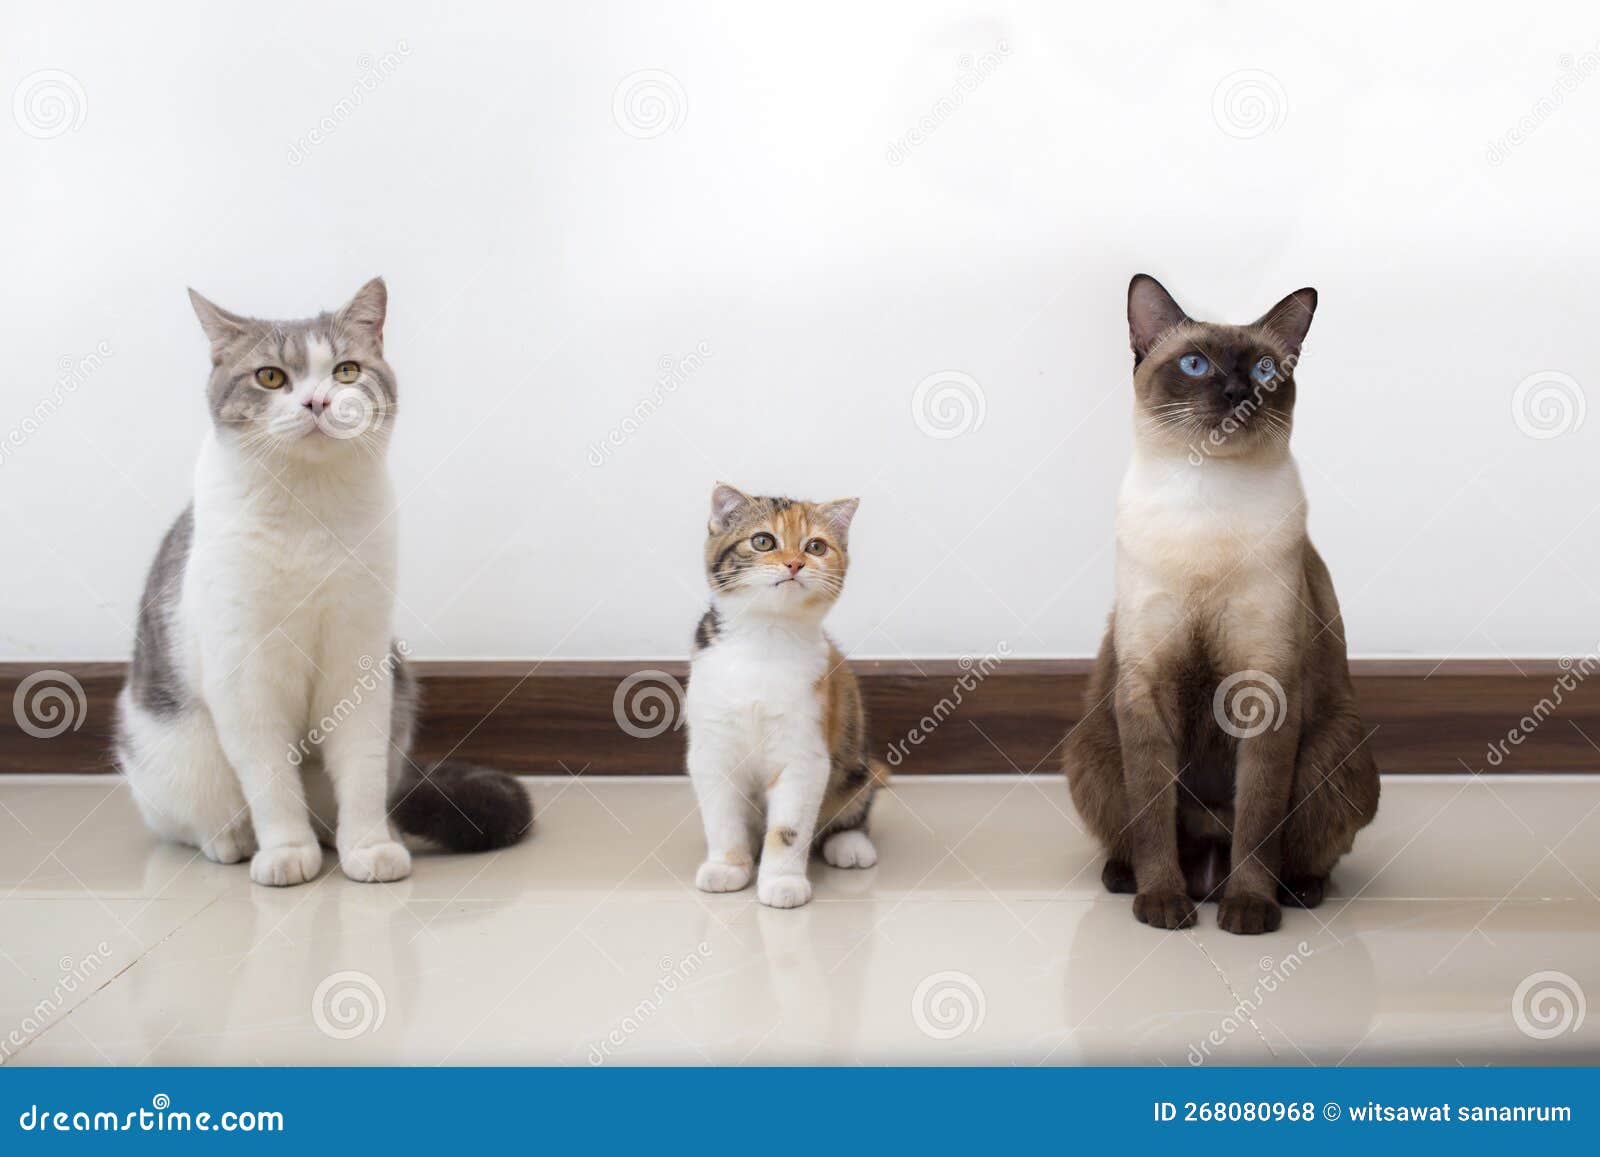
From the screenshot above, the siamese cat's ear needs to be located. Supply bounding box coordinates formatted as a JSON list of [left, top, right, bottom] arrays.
[[1255, 287, 1318, 358], [1127, 274, 1189, 363], [335, 277, 388, 348], [187, 288, 248, 352], [709, 482, 754, 532]]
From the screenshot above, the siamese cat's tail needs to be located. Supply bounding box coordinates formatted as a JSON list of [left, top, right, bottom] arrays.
[[390, 761, 533, 852]]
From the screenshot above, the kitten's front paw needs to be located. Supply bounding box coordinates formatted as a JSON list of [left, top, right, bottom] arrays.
[[757, 875, 813, 909], [340, 841, 413, 883], [695, 861, 752, 893], [249, 843, 323, 887], [1132, 889, 1196, 929], [1217, 893, 1282, 935], [822, 830, 877, 869]]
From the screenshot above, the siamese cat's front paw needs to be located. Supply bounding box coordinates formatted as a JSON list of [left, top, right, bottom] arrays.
[[250, 843, 323, 887], [757, 875, 813, 909], [1217, 894, 1282, 935], [340, 841, 413, 883], [1132, 889, 1197, 929]]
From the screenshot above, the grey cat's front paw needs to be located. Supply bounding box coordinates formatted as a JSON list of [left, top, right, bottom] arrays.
[[250, 843, 322, 887], [201, 823, 257, 865], [757, 875, 813, 908], [340, 840, 412, 883]]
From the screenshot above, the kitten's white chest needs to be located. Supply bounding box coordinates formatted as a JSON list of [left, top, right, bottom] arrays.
[[686, 625, 828, 775]]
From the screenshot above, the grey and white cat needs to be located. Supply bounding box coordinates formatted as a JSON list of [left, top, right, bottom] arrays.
[[116, 279, 530, 886]]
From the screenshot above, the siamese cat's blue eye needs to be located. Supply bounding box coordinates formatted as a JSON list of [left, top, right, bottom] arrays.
[[1178, 354, 1209, 377], [1252, 356, 1277, 384]]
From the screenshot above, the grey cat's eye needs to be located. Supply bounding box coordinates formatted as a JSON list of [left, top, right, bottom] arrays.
[[334, 361, 361, 384], [750, 532, 776, 551], [254, 366, 287, 389], [805, 538, 827, 556]]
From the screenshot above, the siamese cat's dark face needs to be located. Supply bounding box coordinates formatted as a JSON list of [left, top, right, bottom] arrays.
[[1126, 275, 1316, 460]]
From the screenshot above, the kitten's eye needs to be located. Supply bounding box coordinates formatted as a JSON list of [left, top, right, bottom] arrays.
[[1251, 356, 1277, 384], [333, 361, 361, 384], [1178, 354, 1210, 377], [805, 538, 828, 556], [750, 532, 776, 552], [254, 367, 287, 389]]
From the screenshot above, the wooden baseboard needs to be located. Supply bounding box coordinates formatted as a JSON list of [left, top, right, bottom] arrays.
[[1, 659, 1595, 776]]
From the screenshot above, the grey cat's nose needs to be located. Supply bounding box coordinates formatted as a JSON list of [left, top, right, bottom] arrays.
[[302, 396, 325, 414]]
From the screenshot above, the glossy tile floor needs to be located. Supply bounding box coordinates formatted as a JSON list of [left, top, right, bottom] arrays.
[[0, 774, 1596, 1066]]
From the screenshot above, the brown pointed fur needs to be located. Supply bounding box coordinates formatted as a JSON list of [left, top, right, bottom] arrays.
[[1063, 276, 1380, 934]]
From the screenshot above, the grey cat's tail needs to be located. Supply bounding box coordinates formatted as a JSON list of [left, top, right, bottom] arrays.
[[390, 760, 533, 853]]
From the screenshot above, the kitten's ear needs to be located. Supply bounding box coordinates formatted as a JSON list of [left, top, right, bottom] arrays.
[[187, 288, 247, 352], [709, 482, 753, 532], [818, 498, 860, 539], [1254, 287, 1317, 358], [335, 277, 388, 348], [1127, 274, 1189, 363]]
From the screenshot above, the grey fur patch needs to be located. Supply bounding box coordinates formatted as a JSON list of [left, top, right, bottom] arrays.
[[128, 506, 194, 716], [190, 282, 398, 445]]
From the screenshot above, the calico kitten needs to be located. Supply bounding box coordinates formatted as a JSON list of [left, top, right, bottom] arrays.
[[686, 484, 888, 908], [1064, 275, 1379, 934], [117, 280, 531, 886]]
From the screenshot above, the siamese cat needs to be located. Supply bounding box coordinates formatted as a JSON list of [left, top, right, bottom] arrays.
[[1065, 275, 1379, 934]]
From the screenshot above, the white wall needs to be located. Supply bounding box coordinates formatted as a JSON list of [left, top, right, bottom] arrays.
[[4, 1, 1599, 661]]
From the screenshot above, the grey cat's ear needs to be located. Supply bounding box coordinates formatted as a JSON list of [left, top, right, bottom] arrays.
[[335, 277, 388, 346], [187, 288, 247, 350], [709, 482, 753, 532], [818, 498, 860, 539], [1127, 274, 1189, 363], [1254, 287, 1317, 358]]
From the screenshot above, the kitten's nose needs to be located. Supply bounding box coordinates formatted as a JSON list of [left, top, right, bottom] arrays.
[[784, 559, 804, 578]]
